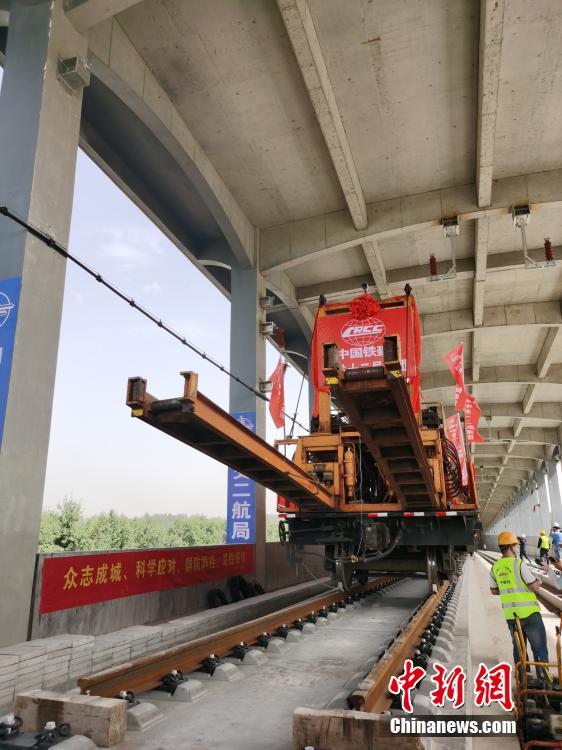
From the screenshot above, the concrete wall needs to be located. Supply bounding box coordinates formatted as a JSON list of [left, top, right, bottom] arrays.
[[29, 543, 325, 639], [265, 543, 325, 591], [484, 458, 562, 555]]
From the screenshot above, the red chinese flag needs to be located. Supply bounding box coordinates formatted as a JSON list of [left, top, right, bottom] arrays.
[[464, 392, 484, 444], [268, 357, 286, 429], [443, 343, 468, 410]]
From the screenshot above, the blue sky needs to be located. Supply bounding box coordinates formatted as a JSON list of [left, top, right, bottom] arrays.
[[41, 150, 310, 518]]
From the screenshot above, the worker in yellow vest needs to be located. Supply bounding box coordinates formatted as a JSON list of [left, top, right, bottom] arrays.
[[490, 531, 549, 678], [538, 530, 550, 562]]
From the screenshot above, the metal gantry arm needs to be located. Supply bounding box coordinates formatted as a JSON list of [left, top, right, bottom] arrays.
[[126, 372, 336, 512]]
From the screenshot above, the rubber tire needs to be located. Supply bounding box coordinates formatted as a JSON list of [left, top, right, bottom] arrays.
[[228, 575, 252, 601], [238, 576, 254, 598], [207, 588, 228, 608]]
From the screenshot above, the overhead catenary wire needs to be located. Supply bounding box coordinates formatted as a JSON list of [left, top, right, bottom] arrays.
[[0, 206, 309, 432]]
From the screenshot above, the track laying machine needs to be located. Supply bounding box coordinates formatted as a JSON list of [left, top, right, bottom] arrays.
[[126, 287, 482, 589]]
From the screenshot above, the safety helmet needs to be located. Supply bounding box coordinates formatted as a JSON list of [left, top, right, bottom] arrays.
[[520, 534, 526, 539], [498, 531, 518, 546], [554, 523, 560, 530], [541, 530, 546, 535]]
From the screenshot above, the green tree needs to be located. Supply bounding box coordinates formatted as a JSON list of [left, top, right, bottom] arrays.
[[132, 518, 166, 549], [167, 516, 225, 547], [266, 515, 281, 542], [84, 511, 131, 551], [51, 498, 85, 551], [38, 510, 64, 552]]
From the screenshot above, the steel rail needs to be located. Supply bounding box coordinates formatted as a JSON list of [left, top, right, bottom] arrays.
[[348, 580, 450, 712], [79, 576, 397, 698]]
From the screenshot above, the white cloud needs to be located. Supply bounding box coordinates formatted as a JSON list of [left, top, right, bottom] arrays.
[[142, 281, 161, 294], [100, 225, 166, 270]]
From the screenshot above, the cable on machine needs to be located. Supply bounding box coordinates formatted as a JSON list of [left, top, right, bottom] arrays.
[[0, 205, 308, 432], [442, 435, 466, 502]]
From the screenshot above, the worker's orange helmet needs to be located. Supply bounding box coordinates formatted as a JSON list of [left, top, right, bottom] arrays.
[[497, 531, 518, 546]]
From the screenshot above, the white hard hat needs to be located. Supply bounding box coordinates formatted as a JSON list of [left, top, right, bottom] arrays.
[[521, 534, 526, 538], [554, 523, 561, 529]]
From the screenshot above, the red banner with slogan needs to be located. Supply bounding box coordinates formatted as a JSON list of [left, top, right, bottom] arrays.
[[464, 392, 484, 444], [443, 343, 468, 410], [268, 357, 286, 429], [445, 413, 468, 486], [39, 545, 254, 614]]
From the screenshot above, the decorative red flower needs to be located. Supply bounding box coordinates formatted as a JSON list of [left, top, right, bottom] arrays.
[[350, 293, 380, 321]]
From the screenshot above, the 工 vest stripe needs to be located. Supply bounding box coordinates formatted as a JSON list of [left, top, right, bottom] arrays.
[[492, 556, 540, 621]]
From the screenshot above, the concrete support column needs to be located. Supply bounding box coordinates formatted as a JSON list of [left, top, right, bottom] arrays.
[[547, 460, 562, 524], [229, 266, 266, 586], [0, 1, 86, 646]]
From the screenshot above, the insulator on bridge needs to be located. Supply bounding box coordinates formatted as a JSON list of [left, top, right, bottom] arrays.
[[429, 254, 437, 276]]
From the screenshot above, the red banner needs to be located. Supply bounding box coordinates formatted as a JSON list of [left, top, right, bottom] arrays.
[[268, 357, 286, 429], [445, 413, 468, 486], [464, 392, 484, 444], [39, 545, 254, 614], [443, 343, 468, 410]]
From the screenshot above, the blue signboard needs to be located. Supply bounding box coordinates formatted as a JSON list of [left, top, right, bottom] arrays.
[[0, 277, 21, 449], [226, 411, 256, 545]]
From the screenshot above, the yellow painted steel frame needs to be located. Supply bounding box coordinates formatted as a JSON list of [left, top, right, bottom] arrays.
[[513, 615, 562, 749], [127, 373, 336, 511]]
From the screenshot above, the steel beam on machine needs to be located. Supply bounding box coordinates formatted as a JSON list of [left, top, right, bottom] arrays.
[[126, 372, 335, 511]]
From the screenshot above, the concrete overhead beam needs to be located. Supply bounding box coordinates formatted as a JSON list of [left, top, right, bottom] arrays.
[[523, 384, 537, 415], [513, 418, 524, 438], [479, 480, 520, 490], [261, 169, 562, 274], [475, 427, 559, 445], [446, 401, 562, 423], [480, 466, 534, 477], [475, 458, 542, 471], [423, 363, 562, 392], [472, 329, 482, 383], [87, 20, 256, 269], [476, 0, 506, 207], [295, 247, 562, 304], [474, 444, 546, 460], [277, 0, 367, 230], [362, 239, 390, 298], [265, 270, 314, 337], [65, 0, 144, 32], [473, 217, 490, 326], [537, 326, 562, 378], [421, 300, 562, 340]]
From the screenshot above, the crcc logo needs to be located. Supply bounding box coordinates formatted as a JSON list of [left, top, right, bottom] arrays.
[[341, 317, 386, 347], [0, 292, 14, 329]]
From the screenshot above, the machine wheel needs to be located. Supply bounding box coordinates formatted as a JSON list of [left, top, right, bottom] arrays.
[[426, 548, 439, 590], [335, 559, 354, 591]]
